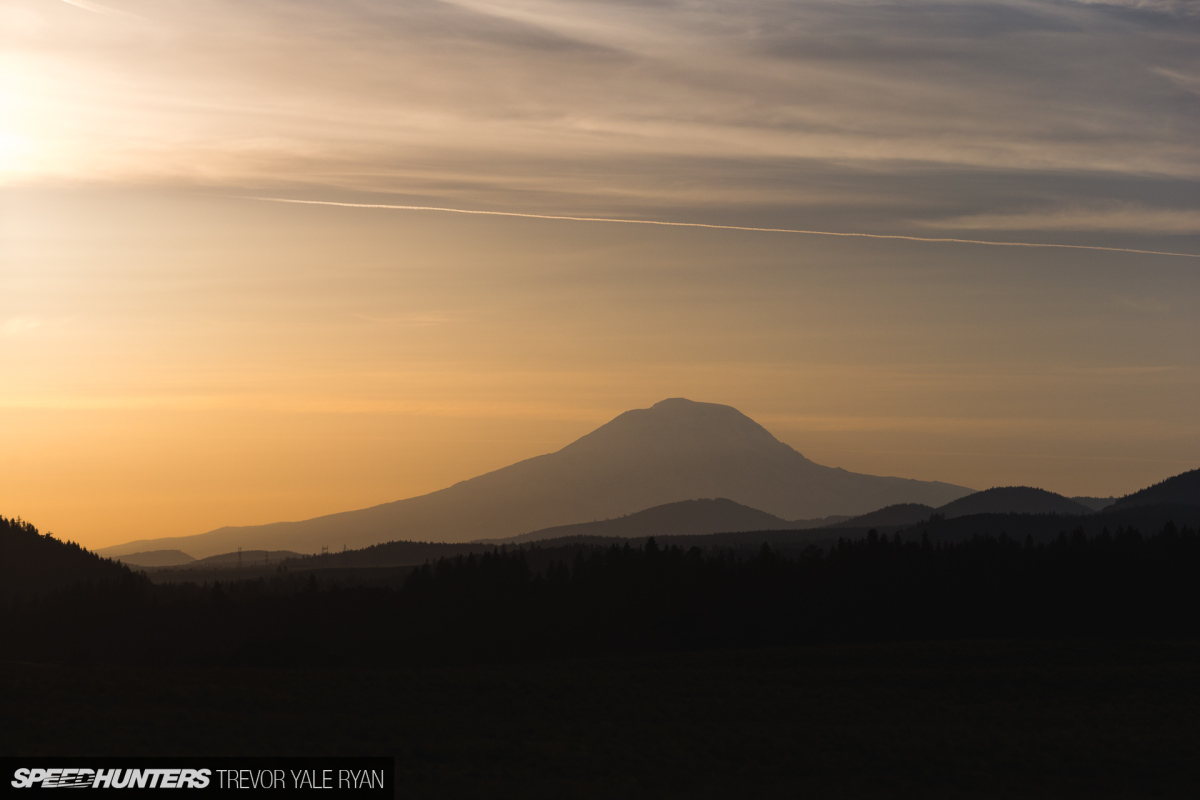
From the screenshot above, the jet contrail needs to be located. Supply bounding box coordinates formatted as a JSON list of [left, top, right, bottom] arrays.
[[245, 196, 1200, 260]]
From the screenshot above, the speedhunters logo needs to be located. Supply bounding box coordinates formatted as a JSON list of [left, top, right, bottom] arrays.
[[12, 769, 212, 789], [3, 760, 391, 795]]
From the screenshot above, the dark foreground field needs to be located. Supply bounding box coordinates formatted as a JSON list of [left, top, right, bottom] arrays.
[[6, 640, 1200, 799]]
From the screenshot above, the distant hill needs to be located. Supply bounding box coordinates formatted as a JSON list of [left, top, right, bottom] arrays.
[[132, 549, 304, 571], [1072, 496, 1116, 512], [835, 503, 934, 529], [793, 514, 854, 528], [896, 503, 1200, 546], [485, 498, 793, 544], [115, 550, 195, 567], [883, 470, 1200, 544], [137, 496, 1200, 585], [1, 516, 135, 599], [98, 398, 973, 558], [1110, 468, 1200, 510], [937, 487, 1093, 519], [190, 550, 302, 568]]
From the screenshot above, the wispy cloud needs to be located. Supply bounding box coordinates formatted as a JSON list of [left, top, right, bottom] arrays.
[[927, 205, 1200, 234], [2, 316, 42, 336], [352, 312, 453, 327], [6, 0, 1199, 240], [1154, 67, 1200, 96], [59, 0, 142, 19], [1069, 0, 1199, 17]]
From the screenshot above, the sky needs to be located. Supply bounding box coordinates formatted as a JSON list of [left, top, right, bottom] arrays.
[[2, 0, 1198, 548]]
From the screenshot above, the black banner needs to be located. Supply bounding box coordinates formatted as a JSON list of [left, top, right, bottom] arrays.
[[3, 759, 391, 796]]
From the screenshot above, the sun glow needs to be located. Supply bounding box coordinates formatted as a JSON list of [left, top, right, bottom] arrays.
[[0, 55, 90, 183]]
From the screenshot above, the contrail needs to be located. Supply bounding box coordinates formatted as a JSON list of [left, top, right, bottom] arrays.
[[245, 196, 1200, 260]]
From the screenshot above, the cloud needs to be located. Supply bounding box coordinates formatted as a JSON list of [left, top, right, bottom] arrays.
[[2, 316, 43, 336], [59, 0, 142, 19], [1155, 67, 1200, 96], [927, 205, 1200, 234], [5, 0, 1199, 240], [434, 0, 688, 55], [352, 312, 454, 327], [1068, 0, 1199, 17]]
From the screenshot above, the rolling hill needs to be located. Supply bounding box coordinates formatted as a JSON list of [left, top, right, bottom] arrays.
[[1110, 468, 1200, 510], [97, 398, 973, 558], [936, 487, 1093, 519], [835, 503, 936, 529], [115, 550, 195, 567], [190, 550, 302, 568], [1071, 496, 1116, 512]]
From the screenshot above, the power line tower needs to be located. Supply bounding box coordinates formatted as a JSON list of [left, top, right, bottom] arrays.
[[237, 546, 242, 570]]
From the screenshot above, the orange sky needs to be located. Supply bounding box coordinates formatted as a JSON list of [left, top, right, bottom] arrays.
[[2, 0, 1198, 548]]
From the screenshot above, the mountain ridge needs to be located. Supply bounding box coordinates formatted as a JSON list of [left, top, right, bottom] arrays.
[[119, 468, 1200, 570]]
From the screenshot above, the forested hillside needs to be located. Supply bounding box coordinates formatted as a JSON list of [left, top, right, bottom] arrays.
[[5, 522, 1198, 666], [1112, 468, 1200, 509], [0, 516, 137, 600]]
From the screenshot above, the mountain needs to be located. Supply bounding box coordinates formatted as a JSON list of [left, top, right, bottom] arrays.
[[1109, 468, 1200, 510], [97, 398, 973, 558], [936, 487, 1093, 519], [484, 498, 795, 545]]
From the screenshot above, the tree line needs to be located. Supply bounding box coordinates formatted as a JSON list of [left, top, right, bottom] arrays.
[[3, 518, 1199, 667]]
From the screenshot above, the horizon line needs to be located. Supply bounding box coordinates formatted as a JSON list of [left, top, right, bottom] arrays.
[[244, 196, 1200, 260]]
